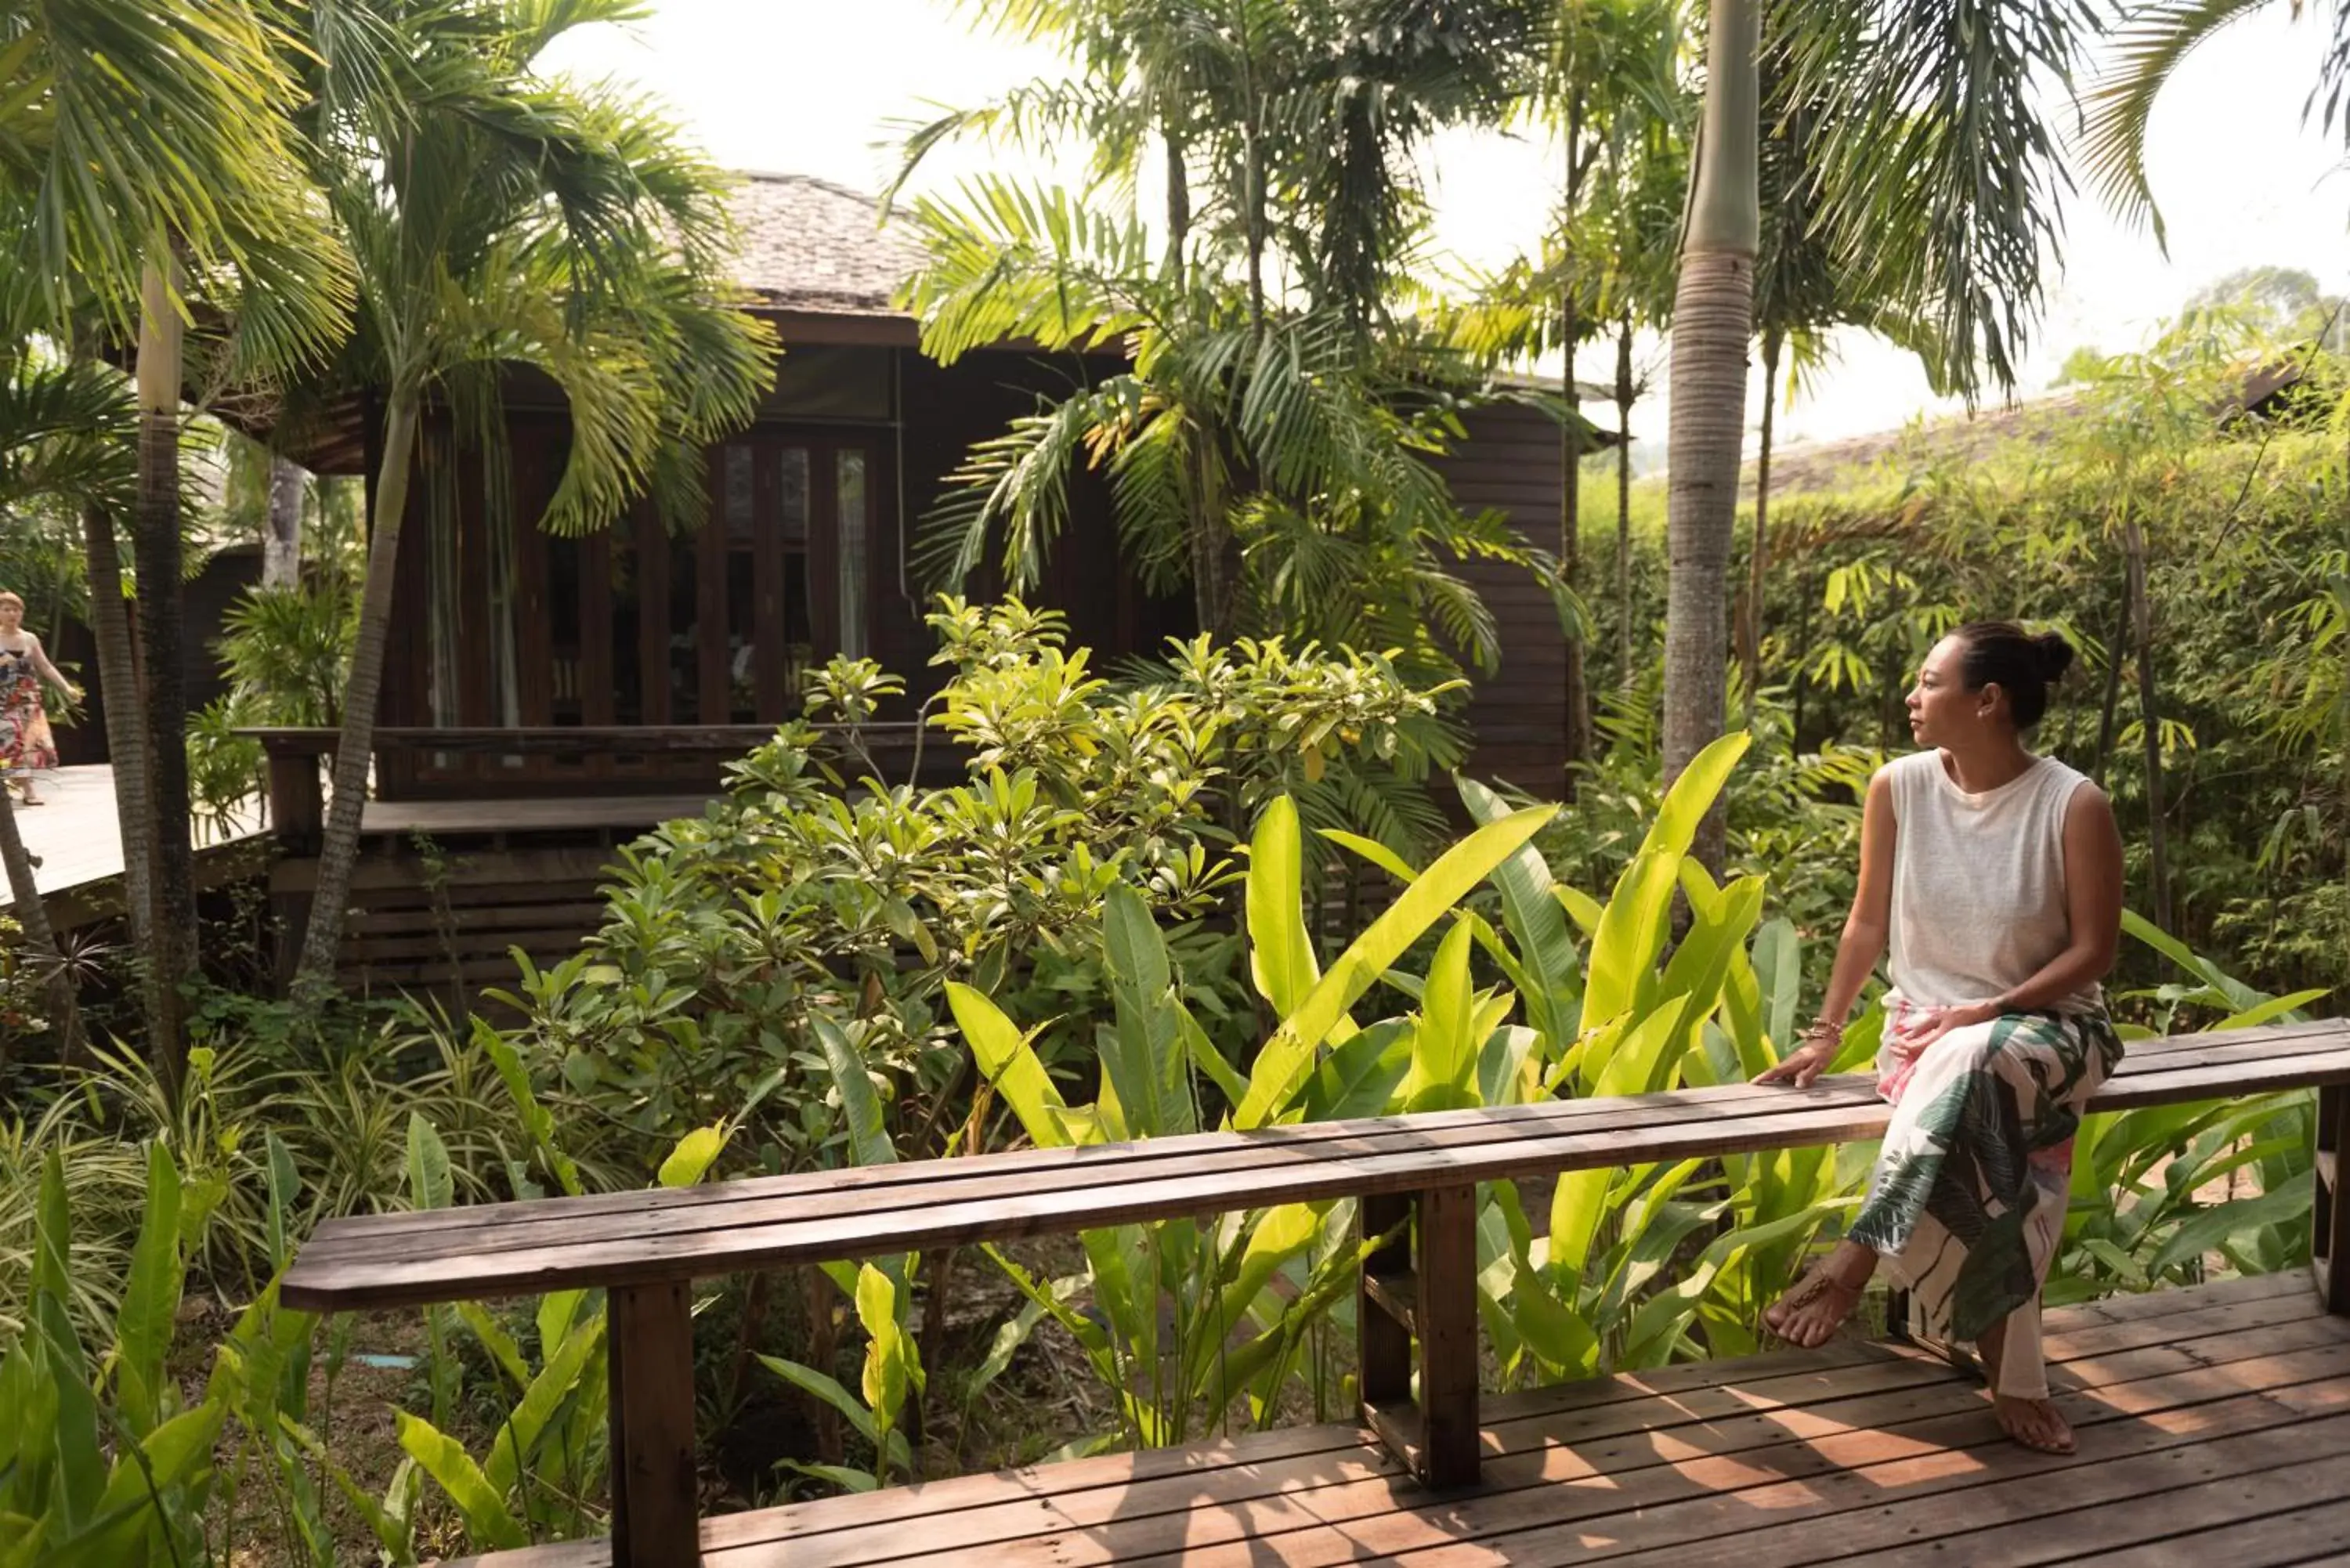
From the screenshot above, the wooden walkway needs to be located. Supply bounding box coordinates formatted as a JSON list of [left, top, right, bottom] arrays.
[[524, 1269, 2350, 1568], [0, 764, 266, 921]]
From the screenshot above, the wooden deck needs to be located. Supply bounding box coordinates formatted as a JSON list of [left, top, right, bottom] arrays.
[[490, 1269, 2350, 1566], [0, 764, 266, 923]]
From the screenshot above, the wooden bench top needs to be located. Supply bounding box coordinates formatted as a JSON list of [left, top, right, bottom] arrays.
[[281, 1018, 2350, 1314]]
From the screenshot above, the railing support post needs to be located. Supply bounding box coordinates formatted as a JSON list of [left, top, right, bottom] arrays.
[[2316, 1085, 2350, 1313], [1358, 1184, 1480, 1489], [609, 1281, 701, 1567]]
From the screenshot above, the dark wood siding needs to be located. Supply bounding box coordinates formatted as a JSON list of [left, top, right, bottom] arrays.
[[1433, 403, 1571, 798]]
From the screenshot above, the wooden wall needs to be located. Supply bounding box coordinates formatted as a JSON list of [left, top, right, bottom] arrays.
[[1434, 402, 1572, 799]]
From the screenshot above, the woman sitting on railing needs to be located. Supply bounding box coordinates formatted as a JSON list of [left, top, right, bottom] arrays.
[[1754, 621, 2125, 1457]]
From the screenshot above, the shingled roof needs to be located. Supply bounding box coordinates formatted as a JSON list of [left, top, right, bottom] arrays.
[[728, 172, 925, 316]]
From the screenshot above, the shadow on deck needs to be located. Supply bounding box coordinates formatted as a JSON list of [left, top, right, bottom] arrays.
[[660, 1269, 2349, 1568]]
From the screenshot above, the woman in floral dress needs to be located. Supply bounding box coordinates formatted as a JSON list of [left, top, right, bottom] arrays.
[[0, 590, 78, 806], [1753, 621, 2125, 1456]]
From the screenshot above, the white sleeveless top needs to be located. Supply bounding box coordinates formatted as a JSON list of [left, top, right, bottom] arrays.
[[1883, 748, 2102, 1013]]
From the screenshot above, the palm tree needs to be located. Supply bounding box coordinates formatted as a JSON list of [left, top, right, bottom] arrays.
[[285, 0, 772, 1002], [1664, 0, 2098, 866], [0, 349, 146, 1055], [0, 0, 348, 1086], [2082, 1, 2350, 247]]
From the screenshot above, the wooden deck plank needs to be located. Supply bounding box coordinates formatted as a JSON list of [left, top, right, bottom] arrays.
[[720, 1324, 2350, 1568], [444, 1276, 2350, 1568], [1793, 1442, 2350, 1567], [2062, 1496, 2350, 1566], [357, 793, 719, 836]]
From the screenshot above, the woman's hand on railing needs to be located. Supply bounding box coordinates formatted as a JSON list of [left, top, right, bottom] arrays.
[[1752, 1019, 1845, 1089]]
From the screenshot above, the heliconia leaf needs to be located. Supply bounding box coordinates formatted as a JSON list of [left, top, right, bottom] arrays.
[[657, 1123, 731, 1188], [949, 981, 1077, 1148], [405, 1115, 453, 1212], [396, 1410, 529, 1550], [1237, 804, 1555, 1128], [1101, 883, 1195, 1138], [1247, 797, 1318, 1018], [113, 1142, 183, 1439], [1458, 774, 1582, 1051], [483, 1313, 607, 1499]]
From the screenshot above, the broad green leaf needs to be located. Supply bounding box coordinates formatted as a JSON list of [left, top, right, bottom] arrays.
[[1247, 797, 1319, 1017], [406, 1115, 453, 1212], [2146, 1170, 2315, 1276], [1181, 1010, 1251, 1114], [484, 1313, 607, 1498], [1553, 883, 1604, 934], [759, 1356, 881, 1447], [856, 1264, 916, 1422], [114, 1142, 184, 1438], [2121, 909, 2265, 1012], [33, 1153, 102, 1532], [396, 1411, 529, 1550], [658, 1124, 731, 1188], [1317, 828, 1421, 883], [1750, 918, 1803, 1055], [1101, 883, 1195, 1138], [1299, 1021, 1412, 1122], [1478, 1024, 1543, 1108], [2214, 989, 2330, 1031], [813, 1016, 896, 1168], [454, 1302, 530, 1389], [1403, 919, 1480, 1112], [265, 1129, 301, 1273], [1237, 804, 1556, 1128], [1590, 997, 1693, 1100], [949, 981, 1076, 1147], [1458, 774, 1582, 1050]]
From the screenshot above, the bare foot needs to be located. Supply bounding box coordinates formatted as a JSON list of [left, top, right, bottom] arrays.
[[1993, 1394, 2074, 1454], [1763, 1244, 1874, 1347]]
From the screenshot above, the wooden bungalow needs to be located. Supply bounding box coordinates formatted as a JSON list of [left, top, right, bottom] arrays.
[[251, 172, 1580, 995]]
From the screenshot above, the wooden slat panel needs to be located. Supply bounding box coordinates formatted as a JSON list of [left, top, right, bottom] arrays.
[[514, 426, 554, 728], [699, 469, 728, 726], [579, 530, 614, 784], [637, 510, 670, 726], [754, 439, 786, 722]]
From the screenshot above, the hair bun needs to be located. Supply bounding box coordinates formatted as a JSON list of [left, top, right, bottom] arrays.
[[2033, 630, 2075, 683]]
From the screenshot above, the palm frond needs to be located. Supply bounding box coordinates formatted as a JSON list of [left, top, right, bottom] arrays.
[[2077, 0, 2269, 248]]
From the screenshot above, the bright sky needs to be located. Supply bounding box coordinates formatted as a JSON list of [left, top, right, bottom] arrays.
[[544, 2, 2348, 453]]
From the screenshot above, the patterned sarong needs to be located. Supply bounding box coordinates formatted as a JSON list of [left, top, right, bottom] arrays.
[[1850, 1002, 2124, 1397]]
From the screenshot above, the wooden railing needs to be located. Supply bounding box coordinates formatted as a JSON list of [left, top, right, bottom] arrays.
[[279, 1021, 2350, 1567], [236, 724, 933, 847]]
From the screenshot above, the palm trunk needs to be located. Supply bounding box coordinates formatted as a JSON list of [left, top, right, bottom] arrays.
[[1664, 0, 1759, 873], [1741, 326, 1784, 729], [135, 255, 193, 1097], [81, 504, 167, 1050], [1561, 285, 1589, 789], [1615, 316, 1636, 691], [0, 783, 80, 1059], [297, 394, 421, 1001], [1163, 132, 1191, 287], [1560, 92, 1592, 792], [265, 455, 306, 588], [2127, 518, 2171, 931]]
